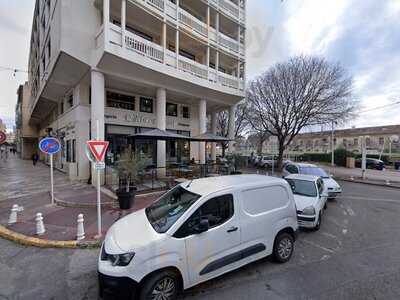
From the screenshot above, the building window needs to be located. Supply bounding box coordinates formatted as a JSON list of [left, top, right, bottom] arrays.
[[354, 138, 358, 146], [166, 103, 178, 117], [181, 106, 190, 118], [67, 93, 73, 108], [60, 101, 64, 114], [66, 140, 71, 162], [72, 139, 76, 163], [379, 137, 385, 145], [107, 91, 135, 111], [140, 97, 153, 113]]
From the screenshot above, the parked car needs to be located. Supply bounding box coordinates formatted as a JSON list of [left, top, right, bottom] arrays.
[[258, 156, 277, 168], [283, 163, 342, 199], [98, 175, 298, 300], [285, 174, 328, 230], [355, 158, 385, 170]]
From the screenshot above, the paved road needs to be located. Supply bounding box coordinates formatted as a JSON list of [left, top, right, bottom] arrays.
[[1, 181, 400, 300]]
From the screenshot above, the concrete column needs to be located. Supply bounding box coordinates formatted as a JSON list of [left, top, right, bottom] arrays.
[[211, 111, 217, 162], [121, 0, 126, 47], [103, 0, 110, 42], [206, 46, 210, 74], [90, 70, 105, 185], [228, 105, 236, 153], [175, 29, 180, 68], [216, 51, 220, 74], [162, 22, 167, 63], [156, 88, 167, 176], [199, 99, 207, 164]]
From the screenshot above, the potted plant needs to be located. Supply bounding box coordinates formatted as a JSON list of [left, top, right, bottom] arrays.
[[115, 150, 146, 210]]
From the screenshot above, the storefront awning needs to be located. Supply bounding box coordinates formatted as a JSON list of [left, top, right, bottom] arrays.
[[191, 133, 232, 142], [130, 128, 191, 141]]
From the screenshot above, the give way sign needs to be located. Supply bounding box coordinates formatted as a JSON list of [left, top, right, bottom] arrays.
[[86, 141, 109, 162]]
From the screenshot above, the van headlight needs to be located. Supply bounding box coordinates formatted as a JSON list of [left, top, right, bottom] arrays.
[[302, 206, 316, 215], [108, 252, 135, 266]]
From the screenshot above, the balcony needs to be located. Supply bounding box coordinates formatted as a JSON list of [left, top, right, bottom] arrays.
[[103, 23, 245, 92]]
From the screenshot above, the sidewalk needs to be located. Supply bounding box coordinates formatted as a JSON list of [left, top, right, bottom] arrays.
[[0, 156, 164, 247]]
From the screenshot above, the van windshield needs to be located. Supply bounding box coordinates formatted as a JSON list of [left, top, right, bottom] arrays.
[[286, 179, 317, 197], [145, 185, 201, 233]]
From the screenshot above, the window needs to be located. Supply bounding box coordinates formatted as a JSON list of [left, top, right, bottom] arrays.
[[72, 139, 76, 163], [181, 106, 190, 119], [107, 91, 135, 111], [299, 167, 329, 178], [286, 179, 318, 198], [67, 93, 73, 108], [166, 102, 178, 117], [354, 138, 358, 146], [66, 140, 71, 162], [47, 39, 51, 61], [60, 101, 64, 115], [286, 164, 298, 174], [316, 179, 324, 195], [174, 194, 234, 238], [379, 137, 385, 145], [140, 97, 153, 113], [145, 185, 201, 233], [242, 186, 288, 215]]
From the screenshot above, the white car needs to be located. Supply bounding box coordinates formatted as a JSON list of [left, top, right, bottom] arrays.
[[98, 175, 298, 300], [283, 163, 342, 199], [285, 174, 328, 230]]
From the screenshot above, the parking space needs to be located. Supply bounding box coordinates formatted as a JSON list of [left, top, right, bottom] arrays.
[[0, 181, 399, 299]]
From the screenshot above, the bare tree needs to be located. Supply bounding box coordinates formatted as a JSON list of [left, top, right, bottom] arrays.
[[246, 55, 357, 169], [247, 131, 270, 155], [216, 101, 249, 157]]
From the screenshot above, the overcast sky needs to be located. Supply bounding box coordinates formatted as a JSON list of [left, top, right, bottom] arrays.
[[0, 0, 399, 132]]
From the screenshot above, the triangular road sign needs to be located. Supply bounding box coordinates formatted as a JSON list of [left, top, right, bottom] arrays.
[[86, 141, 109, 162]]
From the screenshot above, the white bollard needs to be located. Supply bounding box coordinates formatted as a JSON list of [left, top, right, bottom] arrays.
[[76, 214, 85, 241], [350, 176, 355, 181], [386, 180, 391, 186], [8, 204, 19, 224], [35, 213, 45, 235]]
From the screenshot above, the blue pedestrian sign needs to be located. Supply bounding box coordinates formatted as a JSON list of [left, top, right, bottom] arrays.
[[39, 137, 61, 155]]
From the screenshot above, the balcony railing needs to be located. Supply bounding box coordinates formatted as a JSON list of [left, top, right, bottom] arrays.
[[178, 55, 208, 80], [218, 32, 239, 53], [219, 0, 239, 19], [178, 8, 208, 37], [105, 24, 244, 91]]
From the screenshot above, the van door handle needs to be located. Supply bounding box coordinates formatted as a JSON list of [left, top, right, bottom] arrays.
[[227, 226, 238, 233]]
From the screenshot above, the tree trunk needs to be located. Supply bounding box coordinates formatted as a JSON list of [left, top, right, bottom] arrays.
[[277, 142, 285, 171]]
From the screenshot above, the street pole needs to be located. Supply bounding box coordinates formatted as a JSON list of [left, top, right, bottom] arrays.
[[96, 120, 102, 238], [361, 136, 367, 180], [50, 153, 54, 205], [331, 121, 335, 167]]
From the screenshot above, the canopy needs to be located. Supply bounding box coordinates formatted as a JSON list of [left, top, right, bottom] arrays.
[[191, 132, 232, 142], [131, 128, 191, 141]]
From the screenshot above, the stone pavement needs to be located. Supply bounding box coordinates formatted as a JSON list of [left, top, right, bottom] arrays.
[[0, 156, 164, 244]]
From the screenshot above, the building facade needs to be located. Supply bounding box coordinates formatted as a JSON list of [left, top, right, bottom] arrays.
[[0, 118, 6, 133], [15, 83, 39, 159], [289, 125, 400, 155], [27, 0, 246, 182]]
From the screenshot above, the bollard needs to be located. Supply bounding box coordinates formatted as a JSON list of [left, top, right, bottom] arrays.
[[386, 180, 391, 186], [76, 214, 85, 241], [350, 176, 354, 181], [8, 204, 19, 224], [35, 213, 45, 235]]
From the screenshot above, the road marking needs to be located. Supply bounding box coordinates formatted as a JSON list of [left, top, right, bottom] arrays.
[[346, 206, 356, 216], [301, 239, 336, 253], [342, 229, 348, 235], [321, 255, 330, 261], [338, 196, 400, 204]]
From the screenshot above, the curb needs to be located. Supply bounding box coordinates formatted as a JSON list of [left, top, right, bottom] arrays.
[[337, 178, 400, 190], [0, 225, 102, 249]]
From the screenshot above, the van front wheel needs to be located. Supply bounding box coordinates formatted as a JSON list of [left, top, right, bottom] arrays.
[[140, 270, 179, 300], [273, 232, 294, 263]]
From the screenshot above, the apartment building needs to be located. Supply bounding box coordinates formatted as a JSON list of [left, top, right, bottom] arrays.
[[27, 0, 246, 182], [15, 83, 39, 159], [289, 125, 400, 155]]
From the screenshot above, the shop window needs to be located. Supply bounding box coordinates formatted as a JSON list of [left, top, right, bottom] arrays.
[[181, 106, 190, 119], [140, 97, 153, 113], [166, 103, 178, 117], [107, 91, 135, 111]]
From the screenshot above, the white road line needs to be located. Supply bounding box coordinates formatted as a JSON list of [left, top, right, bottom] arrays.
[[346, 206, 356, 216], [338, 196, 400, 203], [301, 239, 336, 253]]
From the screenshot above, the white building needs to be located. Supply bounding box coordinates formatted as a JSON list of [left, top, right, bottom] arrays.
[[27, 0, 246, 182]]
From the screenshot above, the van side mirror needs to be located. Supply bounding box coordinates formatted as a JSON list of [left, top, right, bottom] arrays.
[[194, 218, 209, 234]]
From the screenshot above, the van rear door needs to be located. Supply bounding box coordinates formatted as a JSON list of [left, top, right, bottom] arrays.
[[238, 185, 291, 259]]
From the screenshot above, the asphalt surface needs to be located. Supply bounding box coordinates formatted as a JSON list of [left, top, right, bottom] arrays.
[[1, 181, 400, 300]]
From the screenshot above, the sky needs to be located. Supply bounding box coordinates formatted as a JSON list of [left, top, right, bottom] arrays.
[[0, 0, 400, 132]]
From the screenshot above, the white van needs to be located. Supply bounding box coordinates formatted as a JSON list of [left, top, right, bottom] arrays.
[[98, 175, 298, 300]]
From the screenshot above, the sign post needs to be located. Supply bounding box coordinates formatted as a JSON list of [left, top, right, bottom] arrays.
[[86, 129, 109, 238], [39, 137, 61, 205]]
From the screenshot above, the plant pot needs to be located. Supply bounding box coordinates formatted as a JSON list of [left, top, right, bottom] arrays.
[[116, 187, 136, 210]]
